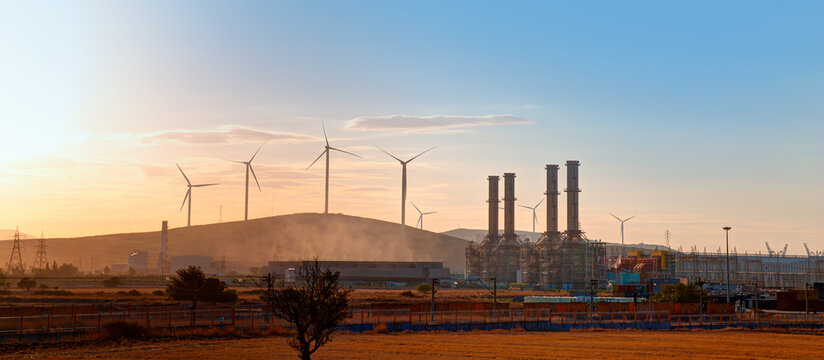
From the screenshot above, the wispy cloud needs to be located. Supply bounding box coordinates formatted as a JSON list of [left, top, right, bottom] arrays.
[[128, 125, 316, 145], [345, 114, 532, 132]]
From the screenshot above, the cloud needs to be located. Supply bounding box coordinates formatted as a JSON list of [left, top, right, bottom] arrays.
[[134, 125, 316, 145], [345, 114, 532, 132]]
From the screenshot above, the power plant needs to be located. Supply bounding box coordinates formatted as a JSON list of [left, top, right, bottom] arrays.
[[466, 161, 607, 288]]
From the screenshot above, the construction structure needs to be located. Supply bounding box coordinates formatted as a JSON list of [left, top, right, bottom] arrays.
[[7, 227, 24, 274], [467, 161, 607, 288], [667, 250, 824, 288]]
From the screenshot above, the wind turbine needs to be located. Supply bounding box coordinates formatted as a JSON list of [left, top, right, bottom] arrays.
[[376, 146, 438, 240], [177, 164, 219, 227], [610, 213, 636, 245], [306, 119, 360, 214], [519, 199, 544, 242], [411, 202, 437, 230], [227, 142, 265, 221]]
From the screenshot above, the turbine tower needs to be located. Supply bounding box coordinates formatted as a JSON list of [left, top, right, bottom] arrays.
[[306, 119, 360, 214], [177, 164, 219, 227], [376, 146, 437, 240], [228, 142, 265, 221], [411, 202, 437, 230], [610, 213, 636, 245], [518, 199, 544, 242]]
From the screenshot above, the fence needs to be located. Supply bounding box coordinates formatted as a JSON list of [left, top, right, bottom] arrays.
[[3, 305, 824, 341]]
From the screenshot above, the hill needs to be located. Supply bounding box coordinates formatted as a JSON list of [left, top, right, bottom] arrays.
[[0, 213, 468, 273]]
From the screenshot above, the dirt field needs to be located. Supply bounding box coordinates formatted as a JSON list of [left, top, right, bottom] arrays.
[[5, 330, 823, 359]]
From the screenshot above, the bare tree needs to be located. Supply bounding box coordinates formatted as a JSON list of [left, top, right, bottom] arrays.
[[262, 259, 352, 360]]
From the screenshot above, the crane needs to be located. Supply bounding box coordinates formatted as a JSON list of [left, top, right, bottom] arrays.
[[804, 243, 812, 257], [780, 244, 788, 257], [765, 242, 775, 257]]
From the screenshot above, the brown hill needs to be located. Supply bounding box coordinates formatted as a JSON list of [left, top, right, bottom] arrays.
[[0, 213, 467, 273]]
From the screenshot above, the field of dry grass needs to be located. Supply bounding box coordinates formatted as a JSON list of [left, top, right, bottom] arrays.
[[5, 329, 823, 359]]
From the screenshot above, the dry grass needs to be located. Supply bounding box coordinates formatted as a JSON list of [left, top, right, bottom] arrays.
[[5, 329, 824, 359]]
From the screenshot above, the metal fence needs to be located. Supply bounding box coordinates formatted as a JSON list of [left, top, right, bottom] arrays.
[[3, 306, 824, 341]]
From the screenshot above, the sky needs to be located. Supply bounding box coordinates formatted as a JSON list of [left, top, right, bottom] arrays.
[[0, 1, 822, 255]]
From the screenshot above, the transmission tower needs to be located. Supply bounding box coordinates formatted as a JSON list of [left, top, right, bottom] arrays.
[[665, 229, 671, 249], [33, 231, 48, 270], [7, 227, 24, 274]]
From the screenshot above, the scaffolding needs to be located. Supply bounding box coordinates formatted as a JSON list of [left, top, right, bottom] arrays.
[[669, 251, 824, 288]]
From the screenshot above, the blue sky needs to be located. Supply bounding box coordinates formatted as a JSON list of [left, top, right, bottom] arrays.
[[0, 1, 822, 254]]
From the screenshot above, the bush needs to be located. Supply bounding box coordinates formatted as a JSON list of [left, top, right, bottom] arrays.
[[152, 290, 165, 296], [100, 321, 150, 340], [416, 283, 432, 293], [32, 289, 73, 296], [17, 277, 36, 291], [400, 290, 417, 298], [103, 276, 123, 288]]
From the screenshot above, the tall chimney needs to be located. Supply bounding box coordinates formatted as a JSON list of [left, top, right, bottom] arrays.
[[565, 161, 581, 236], [487, 176, 499, 241], [503, 172, 516, 238], [160, 220, 168, 274], [545, 164, 560, 235]]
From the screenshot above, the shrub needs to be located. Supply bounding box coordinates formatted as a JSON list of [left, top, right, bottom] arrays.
[[400, 290, 417, 298], [103, 276, 123, 288], [17, 277, 36, 291], [151, 290, 165, 296], [416, 283, 432, 293], [32, 289, 73, 296], [128, 289, 141, 296], [100, 321, 150, 340]]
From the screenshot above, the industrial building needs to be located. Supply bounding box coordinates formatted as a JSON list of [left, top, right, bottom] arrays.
[[127, 250, 148, 273], [263, 260, 451, 285], [170, 255, 213, 273], [466, 161, 607, 288]]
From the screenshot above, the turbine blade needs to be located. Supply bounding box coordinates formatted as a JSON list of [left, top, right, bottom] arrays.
[[321, 117, 329, 146], [180, 189, 191, 211], [610, 213, 621, 221], [225, 159, 246, 164], [416, 216, 422, 228], [411, 202, 422, 214], [176, 163, 191, 185], [249, 164, 261, 191], [424, 211, 437, 215], [535, 198, 544, 207], [249, 141, 266, 162], [406, 146, 438, 163], [192, 183, 219, 187], [375, 146, 403, 163], [329, 147, 361, 158], [306, 150, 327, 170], [519, 205, 532, 209], [625, 216, 636, 221]]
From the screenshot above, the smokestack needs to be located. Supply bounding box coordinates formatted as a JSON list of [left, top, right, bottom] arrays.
[[503, 172, 516, 238], [545, 164, 560, 235], [487, 175, 499, 241], [160, 220, 168, 274], [565, 161, 581, 236]]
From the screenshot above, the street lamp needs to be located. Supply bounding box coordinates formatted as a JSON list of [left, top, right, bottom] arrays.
[[723, 226, 732, 303]]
